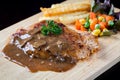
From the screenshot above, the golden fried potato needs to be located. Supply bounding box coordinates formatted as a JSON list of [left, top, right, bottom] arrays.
[[39, 11, 89, 24], [40, 3, 90, 17], [51, 0, 90, 8], [59, 13, 89, 24], [39, 16, 59, 22], [40, 0, 91, 24]]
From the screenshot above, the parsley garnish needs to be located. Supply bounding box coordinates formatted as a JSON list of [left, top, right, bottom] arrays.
[[41, 20, 62, 35]]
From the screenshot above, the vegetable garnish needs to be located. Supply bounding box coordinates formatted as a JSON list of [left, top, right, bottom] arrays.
[[41, 20, 62, 35], [75, 0, 120, 37], [92, 0, 120, 33], [75, 13, 114, 36]]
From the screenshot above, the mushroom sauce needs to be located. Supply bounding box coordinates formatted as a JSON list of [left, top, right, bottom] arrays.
[[2, 20, 99, 72]]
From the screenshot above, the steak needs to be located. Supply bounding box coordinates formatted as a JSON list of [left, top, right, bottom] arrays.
[[2, 20, 99, 72]]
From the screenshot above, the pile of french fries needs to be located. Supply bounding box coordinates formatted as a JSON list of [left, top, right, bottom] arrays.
[[39, 0, 91, 24]]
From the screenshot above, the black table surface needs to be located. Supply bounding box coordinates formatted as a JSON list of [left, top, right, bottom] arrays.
[[0, 0, 120, 80]]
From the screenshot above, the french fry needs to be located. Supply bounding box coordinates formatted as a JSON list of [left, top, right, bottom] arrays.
[[62, 0, 90, 4], [39, 12, 89, 24], [59, 11, 88, 17], [40, 0, 91, 24], [59, 13, 89, 24], [40, 3, 90, 17], [39, 11, 88, 22], [51, 0, 90, 8], [39, 16, 59, 22]]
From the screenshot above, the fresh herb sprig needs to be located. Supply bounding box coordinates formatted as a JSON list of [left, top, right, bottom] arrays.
[[41, 20, 62, 35]]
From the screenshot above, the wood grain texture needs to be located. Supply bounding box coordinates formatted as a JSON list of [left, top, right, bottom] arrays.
[[0, 1, 120, 80]]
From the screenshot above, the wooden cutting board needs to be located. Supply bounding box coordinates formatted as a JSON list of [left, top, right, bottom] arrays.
[[0, 1, 120, 80]]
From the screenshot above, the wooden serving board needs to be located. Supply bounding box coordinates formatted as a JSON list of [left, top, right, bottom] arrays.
[[0, 2, 120, 80]]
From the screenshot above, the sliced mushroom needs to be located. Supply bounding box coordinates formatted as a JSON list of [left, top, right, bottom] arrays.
[[13, 36, 32, 47], [46, 44, 59, 55], [31, 40, 46, 48], [45, 40, 69, 56], [29, 27, 42, 35], [20, 37, 33, 47], [36, 33, 46, 39]]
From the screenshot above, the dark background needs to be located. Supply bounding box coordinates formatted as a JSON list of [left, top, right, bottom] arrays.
[[0, 0, 120, 80]]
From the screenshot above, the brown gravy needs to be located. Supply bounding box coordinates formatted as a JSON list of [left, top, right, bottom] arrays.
[[3, 44, 75, 72], [2, 20, 99, 72]]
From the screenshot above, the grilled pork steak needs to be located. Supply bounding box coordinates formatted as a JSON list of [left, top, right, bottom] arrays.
[[2, 20, 99, 72]]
